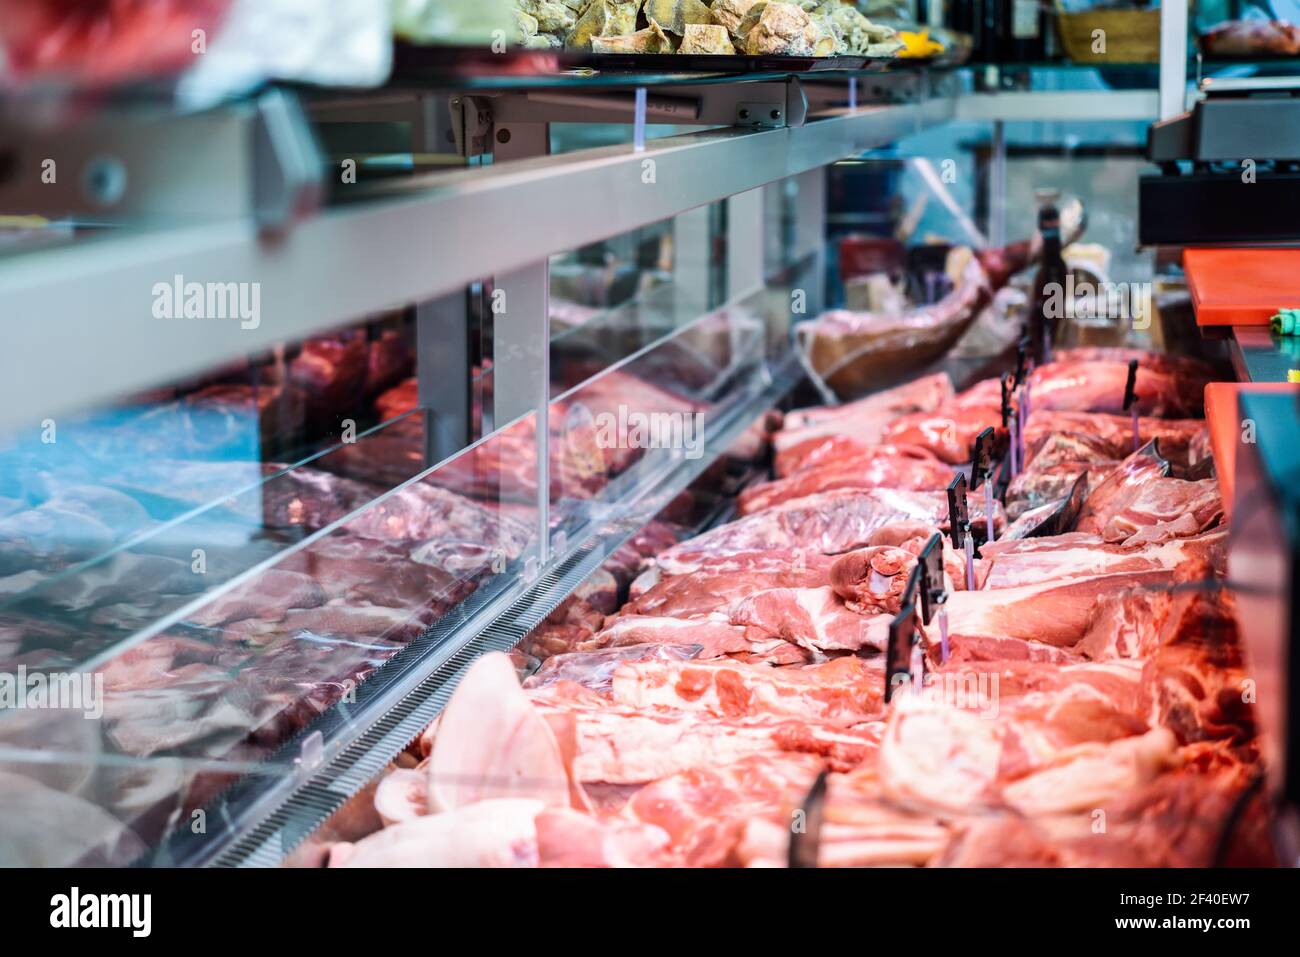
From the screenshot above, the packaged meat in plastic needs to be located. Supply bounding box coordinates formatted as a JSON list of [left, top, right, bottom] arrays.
[[523, 642, 702, 693]]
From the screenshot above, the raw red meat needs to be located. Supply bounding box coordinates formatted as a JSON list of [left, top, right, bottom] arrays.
[[879, 380, 1006, 464], [1023, 411, 1207, 469], [774, 373, 954, 452], [1005, 432, 1119, 519], [622, 555, 837, 619], [774, 438, 943, 479], [1028, 359, 1206, 418], [656, 489, 1004, 576], [738, 453, 955, 514], [1051, 347, 1216, 381], [1075, 442, 1169, 536], [936, 569, 1184, 652], [828, 546, 916, 615], [1099, 478, 1223, 545], [977, 529, 1226, 589], [609, 655, 884, 726], [727, 586, 892, 654], [623, 753, 822, 867]]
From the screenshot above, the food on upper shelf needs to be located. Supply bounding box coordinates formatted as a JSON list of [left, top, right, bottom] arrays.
[[895, 27, 944, 58], [591, 20, 676, 51], [1200, 18, 1300, 58], [679, 21, 738, 52], [569, 0, 642, 49], [509, 0, 902, 57]]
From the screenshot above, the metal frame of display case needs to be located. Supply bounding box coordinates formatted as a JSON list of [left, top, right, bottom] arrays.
[[0, 39, 1214, 865]]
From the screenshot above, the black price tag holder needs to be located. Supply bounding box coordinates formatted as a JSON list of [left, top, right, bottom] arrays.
[[787, 769, 829, 869], [1001, 373, 1020, 479], [917, 533, 949, 663], [947, 473, 976, 591], [885, 601, 923, 705], [971, 427, 997, 547], [1123, 358, 1140, 452]]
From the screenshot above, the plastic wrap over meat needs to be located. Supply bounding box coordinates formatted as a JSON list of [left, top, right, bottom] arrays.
[[1023, 411, 1207, 471], [738, 451, 956, 514], [1006, 433, 1119, 519], [523, 643, 703, 694], [1075, 441, 1169, 537], [657, 489, 1004, 576]]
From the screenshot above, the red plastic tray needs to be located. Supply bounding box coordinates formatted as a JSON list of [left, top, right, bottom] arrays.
[[1185, 248, 1300, 326]]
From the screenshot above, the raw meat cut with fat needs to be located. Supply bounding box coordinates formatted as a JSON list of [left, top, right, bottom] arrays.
[[428, 653, 575, 812], [774, 373, 954, 451], [738, 453, 956, 514], [774, 438, 944, 480], [609, 655, 884, 726], [829, 546, 917, 614], [656, 489, 1003, 576], [726, 586, 892, 654], [977, 529, 1226, 589], [1028, 359, 1205, 418], [1023, 411, 1207, 469]]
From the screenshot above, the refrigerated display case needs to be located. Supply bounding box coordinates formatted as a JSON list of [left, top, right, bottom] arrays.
[[0, 2, 1295, 871]]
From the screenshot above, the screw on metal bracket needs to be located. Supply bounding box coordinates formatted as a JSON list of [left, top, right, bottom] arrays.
[[736, 102, 785, 128], [82, 155, 128, 207]]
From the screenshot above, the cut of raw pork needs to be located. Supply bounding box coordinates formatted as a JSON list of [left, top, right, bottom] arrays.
[[935, 568, 1182, 653], [1051, 347, 1216, 381], [977, 529, 1226, 589], [879, 401, 1004, 465], [828, 546, 917, 615], [1004, 432, 1119, 519], [655, 489, 1004, 576], [622, 554, 838, 619], [428, 653, 578, 813], [738, 453, 956, 514], [726, 586, 892, 654], [877, 689, 1175, 816], [1074, 442, 1169, 536], [774, 373, 954, 452], [527, 695, 883, 782], [1023, 411, 1207, 470], [1027, 359, 1206, 418], [608, 655, 885, 726], [774, 437, 944, 479], [623, 753, 823, 867], [1099, 478, 1223, 545]]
